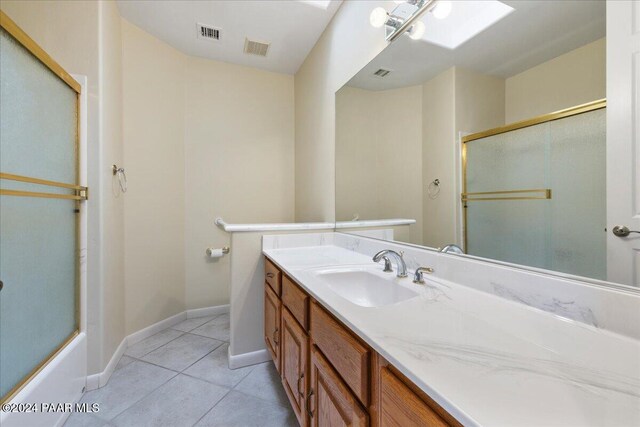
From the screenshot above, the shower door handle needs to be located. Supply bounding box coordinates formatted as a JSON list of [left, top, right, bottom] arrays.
[[612, 225, 640, 237]]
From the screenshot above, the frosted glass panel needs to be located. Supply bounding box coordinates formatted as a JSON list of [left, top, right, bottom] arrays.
[[0, 27, 77, 183], [466, 123, 549, 193], [465, 109, 605, 279], [0, 27, 78, 398], [548, 109, 606, 279], [0, 197, 77, 398]]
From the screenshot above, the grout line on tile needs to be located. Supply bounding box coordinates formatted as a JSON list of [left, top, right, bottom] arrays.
[[190, 386, 234, 427], [126, 330, 186, 359], [101, 364, 179, 422], [169, 315, 219, 333], [230, 388, 294, 410], [176, 341, 225, 373]]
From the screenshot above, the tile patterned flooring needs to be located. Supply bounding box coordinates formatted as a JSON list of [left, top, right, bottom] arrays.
[[64, 313, 296, 427]]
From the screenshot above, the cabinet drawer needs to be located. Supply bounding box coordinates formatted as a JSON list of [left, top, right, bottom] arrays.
[[380, 368, 448, 427], [282, 275, 309, 330], [265, 258, 282, 295], [310, 302, 370, 406]]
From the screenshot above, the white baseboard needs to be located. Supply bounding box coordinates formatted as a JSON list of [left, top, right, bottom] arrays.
[[86, 304, 227, 390], [127, 311, 187, 347], [228, 347, 271, 369], [85, 335, 127, 391], [187, 304, 229, 319], [85, 373, 100, 391]]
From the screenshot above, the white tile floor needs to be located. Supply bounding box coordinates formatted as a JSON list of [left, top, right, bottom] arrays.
[[64, 313, 296, 427]]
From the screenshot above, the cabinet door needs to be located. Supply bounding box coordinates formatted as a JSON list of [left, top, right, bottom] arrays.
[[309, 346, 368, 427], [379, 368, 448, 427], [264, 284, 281, 372], [281, 308, 308, 426]]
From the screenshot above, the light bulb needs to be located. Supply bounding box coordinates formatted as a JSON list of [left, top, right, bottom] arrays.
[[370, 7, 388, 28], [432, 0, 452, 19], [408, 20, 425, 40]]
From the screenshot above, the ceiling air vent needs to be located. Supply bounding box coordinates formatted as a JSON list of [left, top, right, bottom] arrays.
[[373, 68, 392, 78], [244, 38, 270, 57], [197, 23, 221, 41]]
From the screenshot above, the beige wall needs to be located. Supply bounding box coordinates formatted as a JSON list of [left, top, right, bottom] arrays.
[[336, 85, 423, 244], [422, 67, 505, 249], [122, 20, 295, 330], [1, 0, 125, 374], [122, 20, 186, 334], [294, 1, 388, 222], [505, 38, 606, 123], [184, 57, 294, 310], [422, 69, 456, 248], [98, 0, 126, 374], [334, 67, 504, 250]]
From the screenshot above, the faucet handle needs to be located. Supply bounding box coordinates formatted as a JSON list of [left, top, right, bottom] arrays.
[[413, 267, 434, 284]]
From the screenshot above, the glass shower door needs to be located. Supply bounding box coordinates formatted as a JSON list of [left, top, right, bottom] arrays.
[[0, 14, 86, 403], [463, 105, 606, 280]]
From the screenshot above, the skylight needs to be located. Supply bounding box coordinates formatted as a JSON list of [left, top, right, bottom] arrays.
[[420, 0, 514, 49], [298, 0, 332, 10]]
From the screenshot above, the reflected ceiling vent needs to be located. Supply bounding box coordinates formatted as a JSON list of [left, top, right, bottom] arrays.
[[373, 68, 392, 78], [244, 38, 270, 57], [197, 23, 221, 41]]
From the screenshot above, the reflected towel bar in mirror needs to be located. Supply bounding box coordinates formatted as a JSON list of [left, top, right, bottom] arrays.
[[461, 189, 551, 202]]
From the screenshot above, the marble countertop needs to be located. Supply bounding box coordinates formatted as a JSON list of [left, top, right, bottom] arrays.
[[263, 245, 640, 426], [214, 218, 415, 232]]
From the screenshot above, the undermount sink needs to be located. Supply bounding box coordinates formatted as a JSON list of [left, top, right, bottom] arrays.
[[313, 268, 419, 307]]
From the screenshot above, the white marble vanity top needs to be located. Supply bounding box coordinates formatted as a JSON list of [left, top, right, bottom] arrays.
[[214, 217, 415, 232], [263, 243, 640, 426]]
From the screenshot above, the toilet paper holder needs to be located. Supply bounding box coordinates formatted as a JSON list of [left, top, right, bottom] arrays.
[[206, 247, 230, 257]]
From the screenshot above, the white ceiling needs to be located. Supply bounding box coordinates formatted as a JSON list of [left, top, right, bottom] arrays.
[[116, 0, 343, 75], [348, 0, 606, 91]]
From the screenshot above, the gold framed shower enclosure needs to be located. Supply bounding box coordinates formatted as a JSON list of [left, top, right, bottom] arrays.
[[460, 98, 607, 252], [0, 10, 85, 404]]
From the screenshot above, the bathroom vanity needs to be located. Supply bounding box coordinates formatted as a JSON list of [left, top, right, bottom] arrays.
[[264, 257, 459, 426], [262, 233, 640, 426]]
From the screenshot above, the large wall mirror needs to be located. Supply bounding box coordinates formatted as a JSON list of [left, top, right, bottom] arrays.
[[336, 1, 638, 289]]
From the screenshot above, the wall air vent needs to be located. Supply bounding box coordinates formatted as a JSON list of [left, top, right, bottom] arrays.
[[244, 38, 270, 57], [373, 68, 392, 77], [197, 23, 221, 41]]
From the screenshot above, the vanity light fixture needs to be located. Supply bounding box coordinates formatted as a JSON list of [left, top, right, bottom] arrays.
[[408, 20, 426, 40], [369, 7, 388, 28], [369, 0, 441, 42]]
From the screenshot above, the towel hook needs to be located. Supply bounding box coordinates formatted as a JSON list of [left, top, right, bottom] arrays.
[[112, 164, 127, 193]]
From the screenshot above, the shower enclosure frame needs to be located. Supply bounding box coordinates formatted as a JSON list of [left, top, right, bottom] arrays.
[[0, 10, 88, 405], [460, 98, 607, 252]]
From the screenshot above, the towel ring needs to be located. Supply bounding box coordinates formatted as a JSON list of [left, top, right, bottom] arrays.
[[428, 178, 440, 199], [112, 164, 127, 193]]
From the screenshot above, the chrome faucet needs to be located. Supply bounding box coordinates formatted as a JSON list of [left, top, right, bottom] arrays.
[[413, 267, 434, 284], [439, 244, 464, 255], [372, 250, 407, 278], [378, 255, 393, 273]]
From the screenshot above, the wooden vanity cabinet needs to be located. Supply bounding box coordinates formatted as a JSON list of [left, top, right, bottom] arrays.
[[264, 284, 281, 371], [281, 308, 309, 426], [309, 345, 368, 426], [310, 301, 370, 406], [264, 256, 459, 427], [372, 358, 463, 427], [265, 258, 282, 295]]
